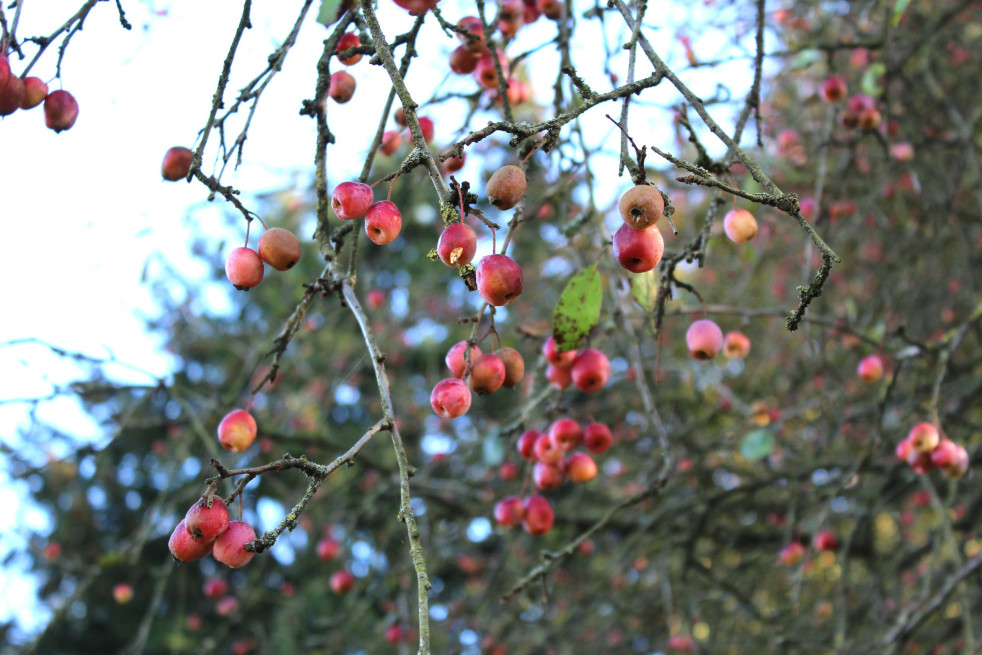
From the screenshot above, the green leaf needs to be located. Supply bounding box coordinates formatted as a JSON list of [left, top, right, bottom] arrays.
[[317, 0, 345, 26], [629, 270, 658, 312], [861, 62, 885, 97], [892, 0, 910, 26], [739, 430, 774, 460], [790, 49, 821, 71], [553, 263, 603, 353]]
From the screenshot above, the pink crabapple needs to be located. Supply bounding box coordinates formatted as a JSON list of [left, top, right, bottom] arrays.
[[534, 432, 564, 464], [533, 461, 565, 490], [437, 222, 477, 267], [225, 248, 264, 290], [168, 520, 213, 562], [857, 354, 885, 382], [113, 583, 133, 604], [813, 531, 838, 552], [217, 409, 258, 453], [820, 75, 848, 102], [522, 496, 555, 536], [430, 378, 472, 418], [329, 569, 356, 594], [543, 335, 577, 367], [331, 181, 374, 219], [212, 521, 257, 568], [546, 363, 572, 390], [570, 347, 611, 393], [468, 353, 507, 395], [335, 32, 362, 65], [494, 496, 526, 528], [517, 429, 541, 460], [364, 200, 403, 245], [475, 254, 524, 306], [486, 165, 527, 210], [549, 418, 583, 452], [779, 542, 806, 566], [328, 70, 356, 103], [43, 89, 79, 132], [184, 497, 230, 542], [445, 341, 482, 379], [908, 422, 940, 453], [20, 77, 48, 110], [686, 319, 724, 359], [583, 422, 613, 454], [612, 223, 665, 273]]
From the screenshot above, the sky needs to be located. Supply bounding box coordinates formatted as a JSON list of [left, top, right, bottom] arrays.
[[0, 0, 765, 638]]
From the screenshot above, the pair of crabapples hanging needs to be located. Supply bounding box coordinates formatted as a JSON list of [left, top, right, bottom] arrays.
[[613, 185, 667, 272], [332, 181, 404, 246]]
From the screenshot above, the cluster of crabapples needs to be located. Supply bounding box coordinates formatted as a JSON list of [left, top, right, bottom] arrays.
[[819, 73, 883, 132], [895, 422, 969, 480], [0, 53, 79, 132], [494, 417, 616, 537], [167, 409, 261, 567], [159, 146, 304, 290], [778, 529, 840, 567]]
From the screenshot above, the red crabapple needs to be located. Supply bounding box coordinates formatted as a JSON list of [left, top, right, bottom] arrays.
[[820, 75, 847, 102], [417, 116, 434, 144], [522, 496, 554, 536], [533, 461, 564, 490], [316, 537, 341, 561], [161, 146, 194, 181], [225, 247, 264, 290], [908, 422, 940, 453], [723, 331, 751, 359], [456, 16, 486, 52], [812, 530, 838, 552], [328, 71, 356, 103], [944, 444, 969, 479], [366, 289, 386, 309], [543, 335, 577, 367], [549, 418, 583, 452], [168, 520, 214, 562], [446, 341, 482, 378], [450, 45, 481, 74], [380, 130, 404, 156], [494, 496, 526, 528], [619, 185, 665, 229], [20, 77, 48, 110], [215, 596, 238, 616], [475, 254, 524, 306], [534, 432, 564, 464], [331, 181, 374, 220], [723, 209, 758, 243], [499, 461, 519, 480], [613, 223, 665, 273], [857, 354, 884, 382], [184, 497, 230, 542], [335, 32, 362, 65], [329, 569, 356, 594], [203, 578, 229, 600], [213, 521, 257, 568], [567, 452, 598, 483], [546, 364, 572, 390], [486, 165, 527, 210], [44, 89, 79, 132], [0, 74, 25, 116], [218, 409, 258, 453], [496, 347, 525, 388], [571, 347, 610, 393], [468, 353, 507, 395], [258, 228, 302, 271], [583, 422, 613, 454], [437, 223, 477, 266], [443, 151, 466, 174], [430, 378, 472, 418], [686, 319, 724, 359], [517, 429, 541, 460], [365, 201, 402, 245]]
